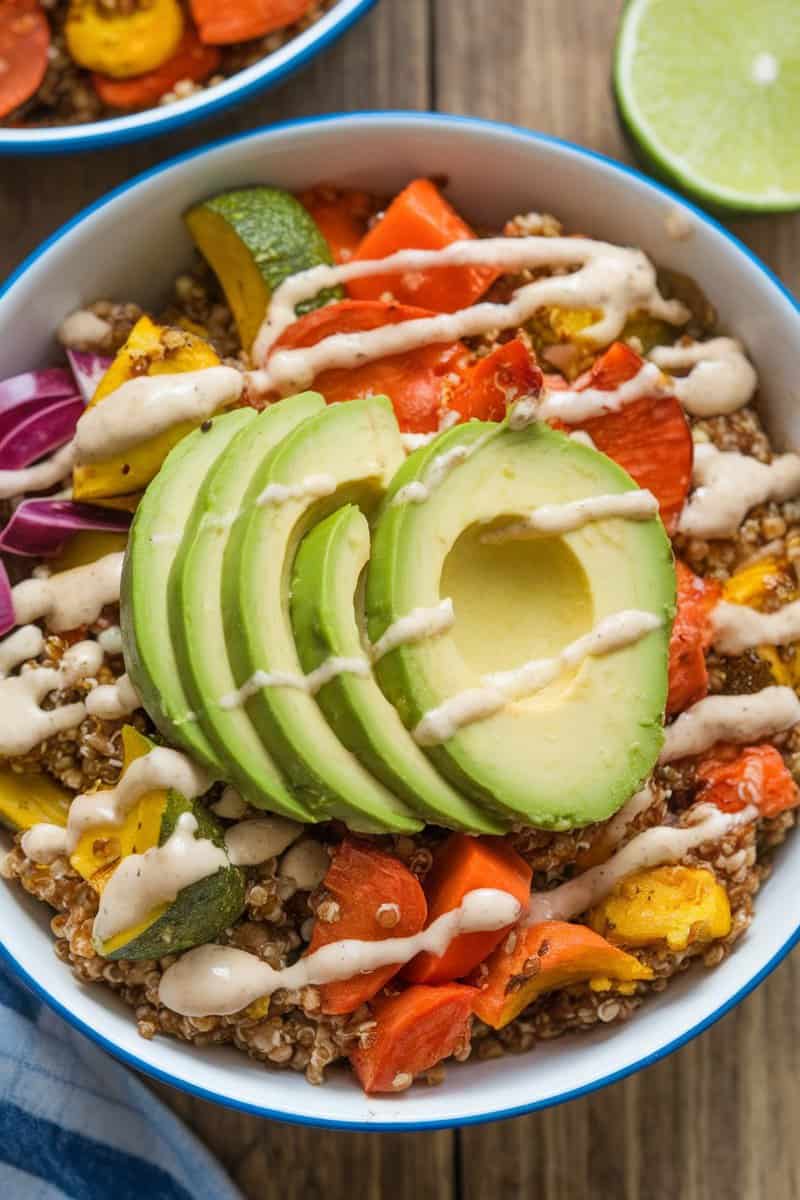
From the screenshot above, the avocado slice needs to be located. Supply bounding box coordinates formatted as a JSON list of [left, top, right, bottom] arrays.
[[185, 188, 342, 352], [170, 393, 326, 821], [367, 419, 675, 829], [83, 728, 245, 961], [226, 396, 422, 834], [121, 407, 256, 769], [291, 505, 506, 833]]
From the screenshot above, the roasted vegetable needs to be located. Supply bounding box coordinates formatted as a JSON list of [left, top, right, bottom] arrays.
[[0, 0, 50, 119], [588, 865, 731, 952], [92, 29, 220, 110], [667, 561, 721, 717], [0, 768, 70, 833], [65, 0, 183, 79], [696, 743, 800, 819]]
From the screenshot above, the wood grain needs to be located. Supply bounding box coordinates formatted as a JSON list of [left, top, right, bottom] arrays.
[[1, 0, 799, 1196]]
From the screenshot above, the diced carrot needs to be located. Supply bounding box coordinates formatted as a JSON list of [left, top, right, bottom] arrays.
[[308, 840, 427, 1015], [297, 185, 376, 264], [549, 342, 693, 534], [403, 834, 532, 985], [448, 339, 543, 423], [190, 0, 310, 44], [271, 299, 468, 432], [472, 920, 652, 1030], [91, 30, 221, 111], [667, 561, 721, 717], [0, 0, 49, 120], [349, 983, 476, 1094], [696, 743, 800, 818], [347, 178, 500, 313]]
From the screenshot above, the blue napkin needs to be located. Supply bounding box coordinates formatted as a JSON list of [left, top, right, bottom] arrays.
[[0, 965, 243, 1200]]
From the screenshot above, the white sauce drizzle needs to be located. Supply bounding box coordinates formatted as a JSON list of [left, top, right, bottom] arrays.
[[568, 429, 597, 450], [64, 746, 211, 852], [85, 672, 141, 720], [0, 440, 77, 501], [224, 816, 303, 866], [256, 473, 337, 507], [711, 599, 800, 656], [595, 784, 657, 855], [73, 367, 244, 465], [279, 838, 330, 890], [414, 609, 661, 745], [250, 237, 688, 392], [659, 686, 800, 764], [158, 887, 521, 1016], [92, 812, 229, 945], [650, 338, 757, 417], [219, 656, 371, 711], [21, 823, 69, 864], [0, 639, 102, 756], [536, 362, 669, 425], [392, 432, 493, 506], [97, 625, 124, 656], [481, 489, 658, 542], [12, 551, 123, 633], [525, 803, 756, 924], [678, 444, 800, 539], [58, 310, 112, 350], [0, 624, 44, 677], [369, 598, 455, 662]]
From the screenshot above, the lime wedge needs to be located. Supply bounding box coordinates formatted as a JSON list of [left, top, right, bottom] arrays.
[[614, 0, 800, 212]]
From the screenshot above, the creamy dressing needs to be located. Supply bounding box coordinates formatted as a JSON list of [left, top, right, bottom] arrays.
[[650, 338, 757, 417], [21, 823, 69, 864], [250, 237, 688, 392], [256, 473, 337, 507], [85, 673, 141, 720], [12, 551, 123, 633], [660, 686, 800, 764], [97, 625, 124, 656], [219, 656, 370, 711], [537, 362, 669, 424], [0, 440, 77, 501], [58, 310, 112, 349], [392, 432, 494, 507], [92, 812, 229, 945], [224, 815, 303, 866], [595, 784, 656, 854], [711, 599, 800, 656], [414, 609, 661, 745], [0, 625, 44, 677], [73, 368, 244, 464], [279, 838, 330, 889], [525, 803, 756, 924], [158, 887, 521, 1016], [369, 598, 455, 662], [0, 638, 102, 756], [64, 745, 211, 852], [679, 444, 800, 539], [481, 489, 659, 542]]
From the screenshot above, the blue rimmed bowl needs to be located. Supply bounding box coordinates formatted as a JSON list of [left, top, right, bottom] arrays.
[[1, 113, 799, 1129], [0, 0, 375, 155]]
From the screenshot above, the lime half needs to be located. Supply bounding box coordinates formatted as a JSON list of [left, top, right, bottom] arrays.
[[615, 0, 800, 212]]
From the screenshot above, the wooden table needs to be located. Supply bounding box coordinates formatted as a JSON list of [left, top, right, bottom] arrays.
[[2, 2, 799, 1196]]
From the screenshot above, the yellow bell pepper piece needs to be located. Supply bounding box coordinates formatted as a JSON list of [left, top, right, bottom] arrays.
[[723, 557, 798, 686], [72, 315, 221, 504], [70, 725, 167, 890], [65, 0, 183, 80], [50, 530, 129, 574], [0, 769, 70, 833], [588, 866, 731, 953]]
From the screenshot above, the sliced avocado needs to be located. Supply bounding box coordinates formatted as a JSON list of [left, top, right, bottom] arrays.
[[185, 188, 342, 352], [291, 505, 506, 833], [121, 407, 256, 769], [171, 393, 326, 821], [367, 419, 675, 829], [226, 396, 421, 834], [87, 728, 245, 961]]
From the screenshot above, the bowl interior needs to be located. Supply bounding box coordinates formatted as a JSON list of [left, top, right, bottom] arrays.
[[1, 114, 799, 1129]]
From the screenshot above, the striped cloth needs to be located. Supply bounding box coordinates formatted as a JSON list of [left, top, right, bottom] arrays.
[[0, 965, 243, 1200]]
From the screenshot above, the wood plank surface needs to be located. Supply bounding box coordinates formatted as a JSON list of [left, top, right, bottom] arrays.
[[1, 0, 799, 1196]]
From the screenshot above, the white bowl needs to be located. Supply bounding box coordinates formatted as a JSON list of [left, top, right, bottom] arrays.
[[1, 113, 799, 1130], [0, 1, 375, 155]]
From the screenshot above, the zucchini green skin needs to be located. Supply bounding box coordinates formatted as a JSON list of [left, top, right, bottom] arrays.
[[104, 792, 246, 961]]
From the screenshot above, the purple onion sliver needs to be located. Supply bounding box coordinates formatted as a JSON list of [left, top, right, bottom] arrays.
[[0, 500, 130, 558], [0, 368, 75, 410], [0, 559, 15, 637], [67, 350, 112, 405], [0, 395, 84, 470]]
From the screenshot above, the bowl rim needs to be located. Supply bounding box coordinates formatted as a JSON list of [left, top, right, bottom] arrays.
[[1, 110, 799, 1131], [0, 0, 377, 155]]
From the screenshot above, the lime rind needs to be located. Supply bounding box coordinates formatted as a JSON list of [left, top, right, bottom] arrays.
[[614, 0, 800, 213]]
